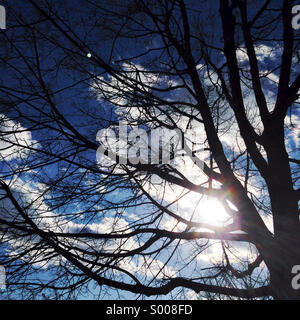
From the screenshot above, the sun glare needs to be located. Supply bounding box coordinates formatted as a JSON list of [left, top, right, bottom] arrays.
[[199, 198, 231, 225]]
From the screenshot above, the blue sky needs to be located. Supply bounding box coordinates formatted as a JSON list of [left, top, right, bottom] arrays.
[[0, 0, 299, 300]]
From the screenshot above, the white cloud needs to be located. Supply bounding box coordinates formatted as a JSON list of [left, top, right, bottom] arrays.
[[0, 115, 37, 161]]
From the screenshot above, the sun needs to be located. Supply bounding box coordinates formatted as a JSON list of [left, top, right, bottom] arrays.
[[199, 198, 231, 226]]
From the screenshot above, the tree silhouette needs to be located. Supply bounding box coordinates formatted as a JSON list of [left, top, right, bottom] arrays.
[[0, 0, 299, 300]]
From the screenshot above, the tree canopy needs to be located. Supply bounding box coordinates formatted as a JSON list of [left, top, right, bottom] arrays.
[[0, 0, 299, 300]]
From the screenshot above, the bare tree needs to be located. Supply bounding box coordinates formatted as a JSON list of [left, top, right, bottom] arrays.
[[0, 0, 299, 300]]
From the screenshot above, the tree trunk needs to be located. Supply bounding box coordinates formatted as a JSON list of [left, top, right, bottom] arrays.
[[268, 234, 300, 300], [263, 126, 300, 299]]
